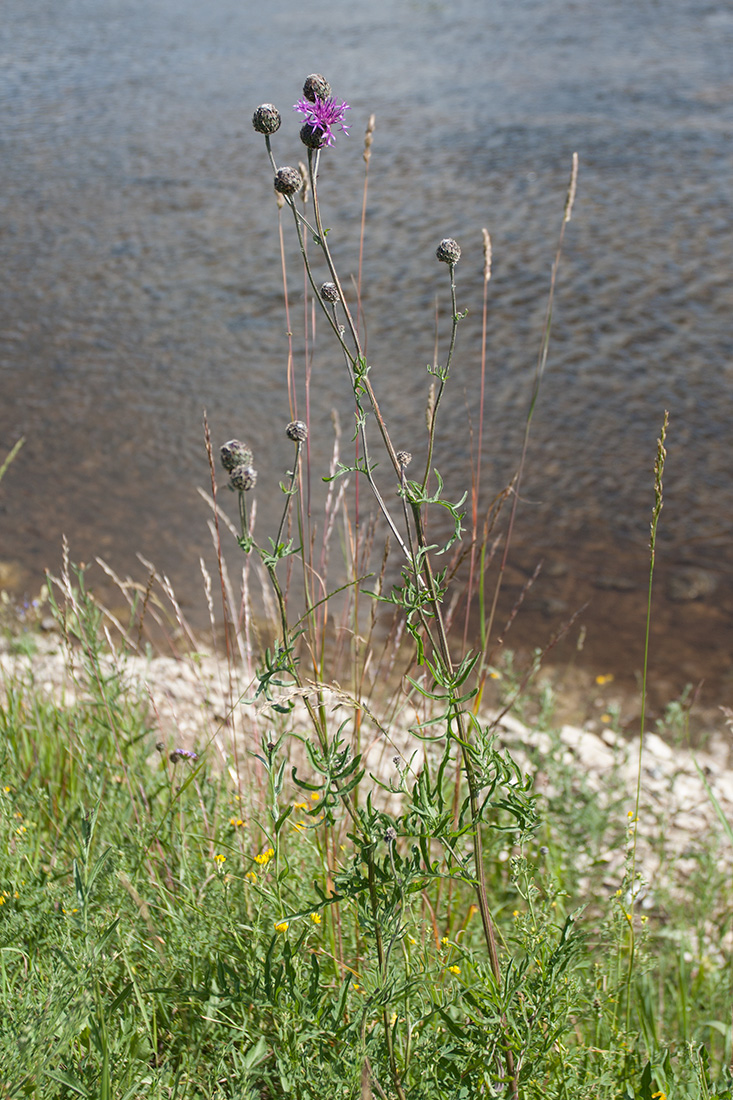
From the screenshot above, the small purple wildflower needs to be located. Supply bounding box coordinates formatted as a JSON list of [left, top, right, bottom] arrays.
[[294, 95, 350, 147], [169, 749, 198, 763]]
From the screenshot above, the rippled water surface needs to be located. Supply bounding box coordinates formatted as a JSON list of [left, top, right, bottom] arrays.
[[1, 0, 732, 699]]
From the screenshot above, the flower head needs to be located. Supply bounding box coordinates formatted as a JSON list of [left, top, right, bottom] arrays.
[[302, 74, 331, 103], [294, 95, 350, 147], [220, 439, 253, 471], [436, 238, 461, 265], [320, 281, 339, 303], [229, 465, 257, 491], [274, 166, 302, 196], [286, 419, 308, 442], [252, 103, 281, 135], [169, 749, 198, 763], [274, 920, 289, 934]]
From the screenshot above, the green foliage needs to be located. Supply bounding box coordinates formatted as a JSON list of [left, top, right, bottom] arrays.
[[1, 599, 732, 1097]]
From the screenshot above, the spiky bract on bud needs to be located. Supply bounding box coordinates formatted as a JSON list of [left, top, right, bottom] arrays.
[[302, 74, 331, 103], [252, 104, 281, 135], [286, 420, 308, 442], [300, 122, 328, 149], [229, 465, 258, 491], [220, 440, 253, 472], [274, 167, 302, 196], [436, 238, 461, 265], [320, 282, 339, 303]]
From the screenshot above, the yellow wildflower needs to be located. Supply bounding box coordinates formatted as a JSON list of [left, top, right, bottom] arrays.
[[448, 965, 461, 975], [245, 870, 257, 884], [441, 936, 449, 945], [595, 674, 614, 685], [274, 921, 289, 934], [254, 847, 275, 865], [310, 912, 322, 925], [310, 792, 320, 801], [214, 854, 226, 864]]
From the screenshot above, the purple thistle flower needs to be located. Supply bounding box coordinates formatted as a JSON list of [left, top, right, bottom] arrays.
[[294, 95, 350, 147]]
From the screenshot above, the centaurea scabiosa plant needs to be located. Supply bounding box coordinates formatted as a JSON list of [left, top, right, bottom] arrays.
[[233, 73, 579, 1099]]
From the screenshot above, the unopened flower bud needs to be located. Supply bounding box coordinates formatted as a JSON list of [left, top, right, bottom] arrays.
[[320, 281, 339, 303], [396, 451, 412, 467], [300, 122, 328, 149], [436, 238, 461, 265], [274, 166, 302, 196], [252, 103, 281, 135], [286, 420, 308, 442], [302, 74, 331, 103], [220, 440, 253, 472], [229, 465, 258, 491]]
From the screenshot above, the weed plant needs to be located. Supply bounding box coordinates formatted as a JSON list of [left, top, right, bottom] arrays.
[[1, 75, 732, 1099]]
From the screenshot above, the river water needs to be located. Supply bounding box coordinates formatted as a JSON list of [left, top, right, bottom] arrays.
[[1, 0, 732, 708]]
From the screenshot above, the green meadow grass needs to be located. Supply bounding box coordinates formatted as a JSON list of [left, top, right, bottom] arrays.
[[1, 587, 731, 1099]]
